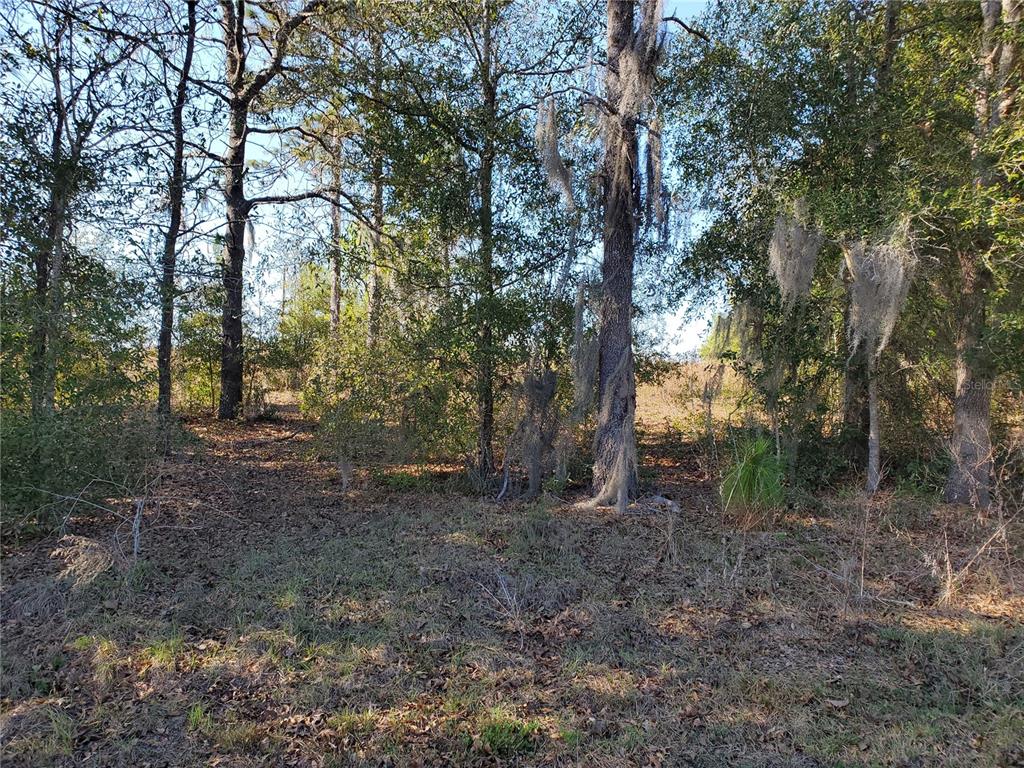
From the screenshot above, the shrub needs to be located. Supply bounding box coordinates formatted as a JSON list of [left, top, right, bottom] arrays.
[[0, 405, 170, 536], [720, 435, 785, 529], [305, 333, 476, 467]]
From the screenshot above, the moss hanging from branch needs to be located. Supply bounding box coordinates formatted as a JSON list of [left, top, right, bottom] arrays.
[[768, 202, 823, 309], [844, 217, 917, 361], [842, 217, 918, 493], [645, 114, 666, 226], [534, 97, 575, 212]]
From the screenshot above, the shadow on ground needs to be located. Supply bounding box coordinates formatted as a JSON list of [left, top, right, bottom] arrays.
[[2, 414, 1022, 767]]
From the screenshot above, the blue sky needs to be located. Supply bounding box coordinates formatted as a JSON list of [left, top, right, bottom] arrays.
[[668, 0, 710, 13]]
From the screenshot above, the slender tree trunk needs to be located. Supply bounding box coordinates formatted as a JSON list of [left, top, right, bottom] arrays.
[[475, 2, 496, 476], [30, 230, 50, 418], [31, 194, 64, 418], [157, 0, 197, 416], [842, 294, 871, 463], [30, 93, 70, 420], [842, 0, 897, 452], [366, 38, 385, 346], [592, 0, 639, 504], [945, 0, 1019, 507], [366, 156, 384, 344], [219, 101, 248, 419], [37, 187, 68, 416], [329, 147, 342, 335], [477, 147, 496, 475], [866, 365, 881, 493], [842, 348, 870, 431]]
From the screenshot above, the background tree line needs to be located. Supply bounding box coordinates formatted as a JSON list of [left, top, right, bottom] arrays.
[[1, 0, 1020, 529]]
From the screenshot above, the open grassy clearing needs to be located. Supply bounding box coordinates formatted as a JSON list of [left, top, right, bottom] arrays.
[[2, 400, 1022, 768]]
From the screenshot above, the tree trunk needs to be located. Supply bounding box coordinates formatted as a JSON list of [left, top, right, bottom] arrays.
[[157, 0, 197, 416], [219, 101, 248, 419], [216, 0, 320, 417], [366, 157, 384, 345], [34, 186, 67, 418], [945, 251, 993, 507], [330, 165, 342, 336], [842, 295, 871, 463], [477, 149, 496, 476], [866, 366, 881, 493], [843, 0, 898, 450], [30, 89, 71, 420], [366, 38, 385, 347], [945, 0, 1019, 507], [592, 0, 639, 505], [30, 225, 50, 418], [475, 2, 496, 477], [842, 347, 870, 432]]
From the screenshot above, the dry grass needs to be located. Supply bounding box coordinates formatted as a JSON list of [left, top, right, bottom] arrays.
[[1, 391, 1022, 767], [637, 363, 750, 451]]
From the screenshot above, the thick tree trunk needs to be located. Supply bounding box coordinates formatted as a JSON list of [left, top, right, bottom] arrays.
[[219, 103, 248, 419], [157, 0, 197, 416], [592, 0, 639, 505], [945, 252, 993, 507], [216, 0, 320, 417], [945, 0, 1019, 507]]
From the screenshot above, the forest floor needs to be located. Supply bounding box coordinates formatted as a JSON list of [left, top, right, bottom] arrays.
[[2, 386, 1023, 767]]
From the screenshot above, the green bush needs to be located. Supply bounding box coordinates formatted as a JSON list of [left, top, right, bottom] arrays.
[[1, 406, 169, 535], [720, 435, 785, 528], [304, 330, 476, 466]]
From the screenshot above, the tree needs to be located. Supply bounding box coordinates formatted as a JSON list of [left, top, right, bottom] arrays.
[[157, 0, 198, 416], [311, 0, 596, 477], [945, 0, 1021, 509], [214, 0, 326, 419], [591, 0, 666, 507], [2, 0, 141, 418]]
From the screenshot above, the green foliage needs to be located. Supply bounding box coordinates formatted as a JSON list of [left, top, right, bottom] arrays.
[[666, 0, 1023, 497], [174, 286, 223, 413], [720, 435, 785, 527], [300, 237, 480, 464], [477, 712, 540, 757], [0, 405, 170, 533], [306, 329, 477, 464], [0, 240, 166, 532], [275, 263, 331, 386], [1, 249, 149, 412]]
